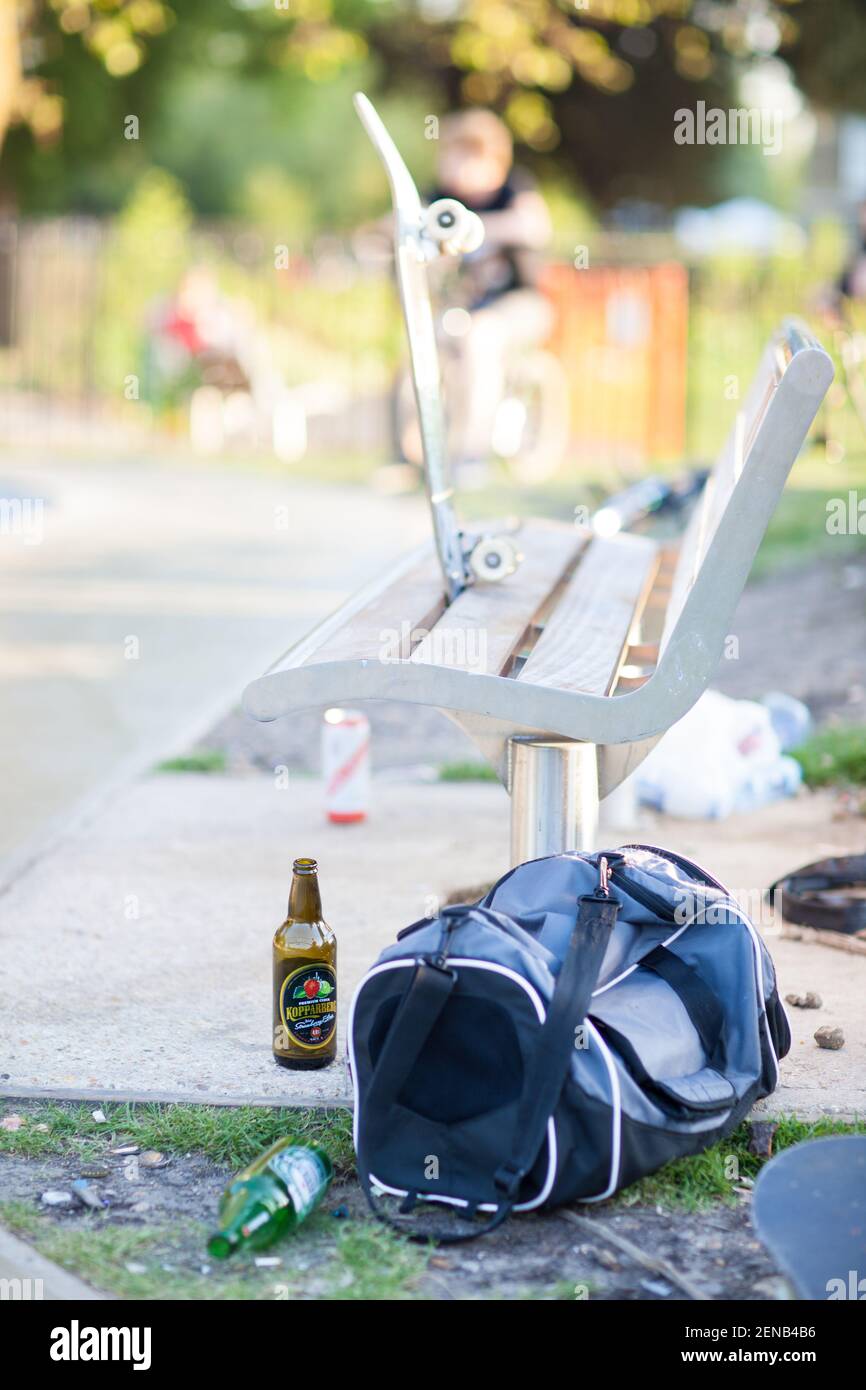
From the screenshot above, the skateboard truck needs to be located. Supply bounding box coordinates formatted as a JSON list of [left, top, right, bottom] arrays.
[[354, 92, 523, 604], [423, 198, 485, 256]]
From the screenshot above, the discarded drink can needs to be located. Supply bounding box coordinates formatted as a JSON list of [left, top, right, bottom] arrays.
[[322, 708, 370, 824]]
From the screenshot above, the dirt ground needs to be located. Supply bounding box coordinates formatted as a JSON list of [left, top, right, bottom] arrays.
[[0, 1111, 783, 1302]]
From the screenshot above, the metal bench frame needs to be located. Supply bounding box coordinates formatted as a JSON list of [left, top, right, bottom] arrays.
[[244, 321, 832, 863]]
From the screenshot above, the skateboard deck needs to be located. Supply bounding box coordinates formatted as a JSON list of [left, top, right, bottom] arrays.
[[752, 1135, 866, 1300], [354, 92, 520, 602]]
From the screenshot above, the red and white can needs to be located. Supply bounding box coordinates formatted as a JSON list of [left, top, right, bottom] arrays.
[[322, 708, 370, 824]]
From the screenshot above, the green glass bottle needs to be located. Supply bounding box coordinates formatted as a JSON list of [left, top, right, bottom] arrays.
[[208, 1138, 333, 1259]]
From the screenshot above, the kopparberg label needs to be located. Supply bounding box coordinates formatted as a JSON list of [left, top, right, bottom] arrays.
[[279, 965, 336, 1049]]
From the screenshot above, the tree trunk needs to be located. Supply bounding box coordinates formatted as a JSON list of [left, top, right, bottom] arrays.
[[0, 0, 22, 154]]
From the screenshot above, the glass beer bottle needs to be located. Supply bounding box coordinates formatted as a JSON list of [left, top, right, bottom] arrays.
[[273, 858, 337, 1070], [208, 1138, 333, 1258]]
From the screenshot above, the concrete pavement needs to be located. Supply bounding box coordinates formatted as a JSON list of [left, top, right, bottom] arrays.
[[0, 1225, 104, 1301], [0, 770, 863, 1119], [0, 454, 429, 879]]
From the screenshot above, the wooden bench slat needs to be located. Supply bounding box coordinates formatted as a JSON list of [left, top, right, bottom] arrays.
[[299, 550, 447, 668], [410, 520, 586, 677], [517, 533, 659, 696]]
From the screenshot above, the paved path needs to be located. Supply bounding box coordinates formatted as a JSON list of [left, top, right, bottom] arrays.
[[0, 772, 863, 1118], [0, 1225, 104, 1301], [0, 454, 428, 879]]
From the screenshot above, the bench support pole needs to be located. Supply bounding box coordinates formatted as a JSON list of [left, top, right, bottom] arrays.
[[508, 737, 599, 864]]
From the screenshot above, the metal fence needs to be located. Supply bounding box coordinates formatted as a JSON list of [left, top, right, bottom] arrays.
[[0, 213, 849, 468]]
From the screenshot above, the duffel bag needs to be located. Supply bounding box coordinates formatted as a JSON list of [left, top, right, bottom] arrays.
[[349, 844, 791, 1241]]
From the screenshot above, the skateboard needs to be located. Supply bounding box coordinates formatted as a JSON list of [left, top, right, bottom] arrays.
[[354, 93, 522, 602], [751, 1135, 866, 1300]]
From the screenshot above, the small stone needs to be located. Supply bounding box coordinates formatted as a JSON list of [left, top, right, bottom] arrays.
[[641, 1278, 672, 1297], [596, 1248, 620, 1270], [91, 1109, 107, 1123], [815, 1025, 845, 1050], [71, 1179, 105, 1211], [41, 1190, 72, 1206], [125, 1262, 147, 1275], [753, 1275, 792, 1300], [140, 1150, 168, 1169], [785, 991, 822, 1009], [747, 1121, 778, 1158]]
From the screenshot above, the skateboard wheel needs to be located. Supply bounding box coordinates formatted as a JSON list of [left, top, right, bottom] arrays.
[[468, 535, 521, 583], [424, 200, 485, 255]]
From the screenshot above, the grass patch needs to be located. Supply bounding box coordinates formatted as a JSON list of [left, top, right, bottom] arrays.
[[791, 725, 866, 788], [620, 1115, 866, 1211], [0, 1201, 294, 1300], [438, 760, 499, 783], [0, 1100, 421, 1302], [325, 1223, 428, 1300], [0, 1101, 355, 1175], [0, 1196, 428, 1301], [752, 483, 866, 576], [155, 750, 227, 774]]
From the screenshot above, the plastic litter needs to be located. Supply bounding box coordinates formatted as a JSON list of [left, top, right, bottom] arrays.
[[635, 689, 810, 819]]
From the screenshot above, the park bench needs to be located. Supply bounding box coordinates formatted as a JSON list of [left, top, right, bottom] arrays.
[[243, 320, 833, 862]]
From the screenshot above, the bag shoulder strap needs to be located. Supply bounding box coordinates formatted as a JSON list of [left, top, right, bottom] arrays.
[[494, 889, 618, 1202]]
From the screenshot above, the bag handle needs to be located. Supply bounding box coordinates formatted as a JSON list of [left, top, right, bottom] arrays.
[[363, 958, 457, 1114], [357, 877, 619, 1242], [356, 956, 515, 1244]]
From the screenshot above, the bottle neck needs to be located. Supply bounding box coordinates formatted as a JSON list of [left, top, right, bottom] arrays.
[[208, 1205, 268, 1259], [288, 871, 322, 923]]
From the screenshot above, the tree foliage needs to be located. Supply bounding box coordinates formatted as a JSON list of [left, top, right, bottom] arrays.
[[1, 1, 864, 215]]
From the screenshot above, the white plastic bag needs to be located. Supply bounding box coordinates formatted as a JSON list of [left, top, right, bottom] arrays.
[[636, 690, 805, 819]]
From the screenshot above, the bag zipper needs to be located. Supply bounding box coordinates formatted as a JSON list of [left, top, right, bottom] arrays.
[[618, 842, 730, 895]]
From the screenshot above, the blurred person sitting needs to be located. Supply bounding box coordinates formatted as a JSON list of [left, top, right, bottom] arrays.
[[429, 109, 553, 464]]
